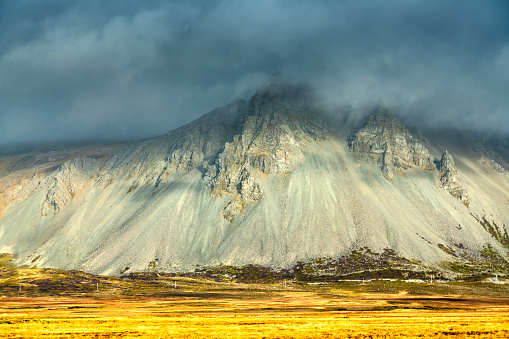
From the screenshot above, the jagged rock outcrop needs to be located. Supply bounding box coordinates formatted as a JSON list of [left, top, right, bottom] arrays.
[[0, 157, 103, 218], [0, 144, 118, 219], [203, 135, 265, 222], [42, 157, 103, 215], [436, 151, 469, 207], [0, 173, 42, 218], [203, 75, 330, 221], [479, 156, 509, 177], [163, 99, 247, 173], [348, 106, 434, 179]]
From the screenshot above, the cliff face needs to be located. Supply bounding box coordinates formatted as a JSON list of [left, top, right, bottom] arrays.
[[348, 106, 435, 179], [204, 77, 330, 221], [437, 151, 469, 207], [0, 77, 508, 275], [347, 106, 471, 206]]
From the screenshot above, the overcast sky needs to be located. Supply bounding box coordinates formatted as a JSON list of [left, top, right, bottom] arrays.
[[1, 0, 508, 144]]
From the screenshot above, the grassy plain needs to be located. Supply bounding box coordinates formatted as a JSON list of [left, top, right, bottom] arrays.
[[1, 260, 509, 338]]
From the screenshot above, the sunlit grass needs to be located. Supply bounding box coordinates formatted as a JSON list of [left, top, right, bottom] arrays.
[[1, 258, 509, 338], [1, 306, 508, 338]]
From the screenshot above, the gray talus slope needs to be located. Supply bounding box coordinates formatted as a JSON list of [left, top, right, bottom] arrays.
[[9, 136, 504, 276]]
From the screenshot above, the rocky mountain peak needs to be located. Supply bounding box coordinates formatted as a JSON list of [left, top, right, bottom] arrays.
[[203, 76, 331, 222], [348, 110, 470, 206], [365, 105, 403, 129], [115, 75, 332, 223], [349, 106, 434, 179], [243, 73, 316, 121]]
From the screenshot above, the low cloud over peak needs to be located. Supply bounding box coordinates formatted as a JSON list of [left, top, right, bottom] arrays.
[[1, 0, 508, 144]]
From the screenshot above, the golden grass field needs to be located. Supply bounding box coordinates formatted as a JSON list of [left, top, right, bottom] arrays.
[[1, 301, 509, 338], [1, 280, 509, 337], [1, 261, 509, 338]]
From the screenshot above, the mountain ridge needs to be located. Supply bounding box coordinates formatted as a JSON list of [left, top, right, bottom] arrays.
[[0, 77, 508, 276]]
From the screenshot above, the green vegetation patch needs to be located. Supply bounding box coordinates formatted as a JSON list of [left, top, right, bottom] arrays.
[[442, 244, 509, 278], [293, 248, 439, 282], [437, 244, 457, 257], [194, 264, 291, 283], [472, 213, 509, 248], [0, 253, 16, 269]]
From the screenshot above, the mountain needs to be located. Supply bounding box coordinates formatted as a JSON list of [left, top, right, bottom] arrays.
[[1, 75, 508, 276]]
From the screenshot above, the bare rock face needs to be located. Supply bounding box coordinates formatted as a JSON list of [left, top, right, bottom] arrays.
[[204, 75, 330, 221], [42, 157, 102, 215], [349, 106, 434, 179], [479, 156, 509, 177], [148, 100, 248, 190], [203, 134, 265, 222], [0, 156, 103, 218], [437, 151, 469, 207], [0, 173, 42, 219], [165, 99, 247, 171]]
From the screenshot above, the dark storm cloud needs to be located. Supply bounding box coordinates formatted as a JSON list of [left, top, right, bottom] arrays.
[[1, 0, 508, 144]]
